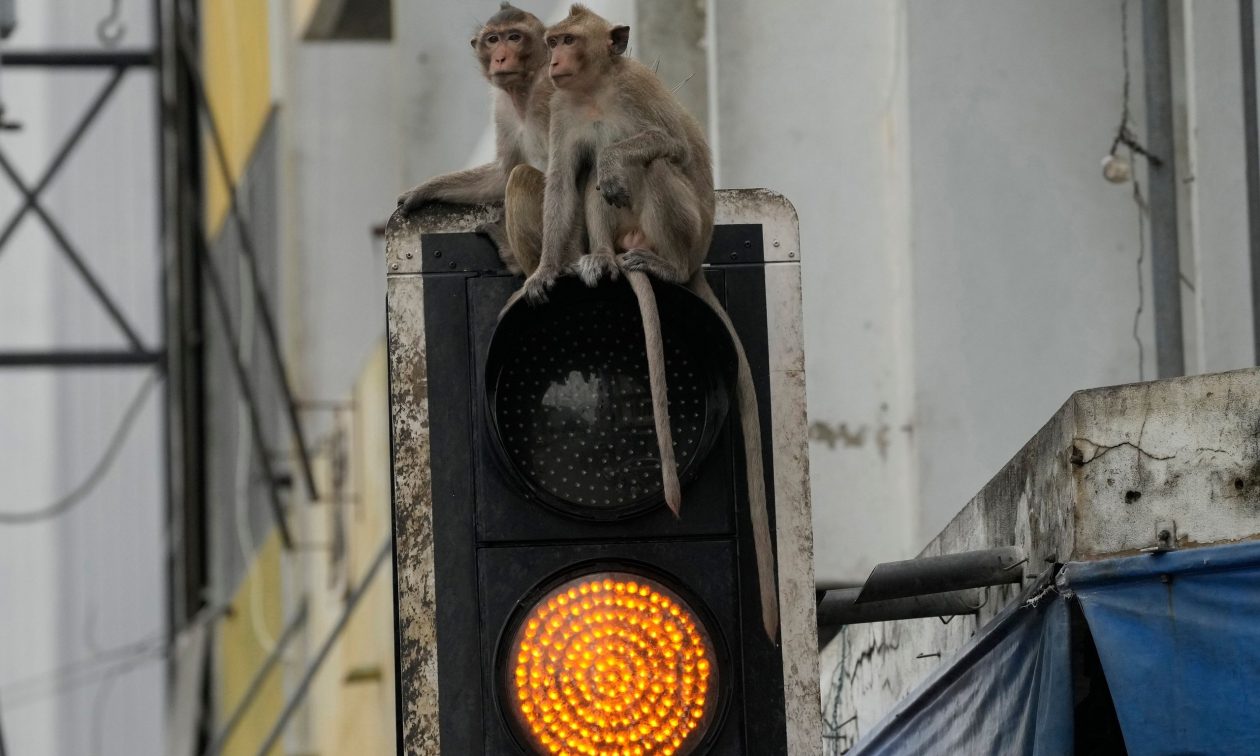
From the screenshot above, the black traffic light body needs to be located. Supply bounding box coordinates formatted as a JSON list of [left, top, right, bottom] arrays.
[[389, 197, 815, 755]]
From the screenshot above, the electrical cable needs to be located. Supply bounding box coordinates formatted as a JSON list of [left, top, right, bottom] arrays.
[[0, 369, 158, 524], [1, 602, 227, 710]]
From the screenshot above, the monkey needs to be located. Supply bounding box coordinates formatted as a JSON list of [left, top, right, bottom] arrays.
[[521, 5, 779, 641], [396, 3, 551, 275]]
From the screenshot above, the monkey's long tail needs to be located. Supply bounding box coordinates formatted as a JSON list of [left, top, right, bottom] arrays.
[[689, 272, 780, 643], [626, 270, 682, 517]]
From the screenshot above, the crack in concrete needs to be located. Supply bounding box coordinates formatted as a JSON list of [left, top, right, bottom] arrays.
[[1071, 437, 1176, 465]]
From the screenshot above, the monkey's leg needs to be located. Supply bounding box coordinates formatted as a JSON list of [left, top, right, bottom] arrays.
[[505, 164, 545, 277], [617, 161, 703, 283], [575, 180, 621, 287], [689, 272, 779, 641]]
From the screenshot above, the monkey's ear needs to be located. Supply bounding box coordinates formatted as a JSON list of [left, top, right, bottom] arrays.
[[610, 25, 629, 56], [470, 36, 479, 50]]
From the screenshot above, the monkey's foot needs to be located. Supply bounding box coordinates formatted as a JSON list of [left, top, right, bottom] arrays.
[[619, 248, 688, 283], [520, 269, 558, 304], [575, 252, 619, 287]]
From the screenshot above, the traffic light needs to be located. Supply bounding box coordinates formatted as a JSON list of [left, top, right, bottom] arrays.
[[387, 190, 820, 755]]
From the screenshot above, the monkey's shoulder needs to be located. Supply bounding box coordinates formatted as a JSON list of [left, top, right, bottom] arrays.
[[616, 57, 675, 96]]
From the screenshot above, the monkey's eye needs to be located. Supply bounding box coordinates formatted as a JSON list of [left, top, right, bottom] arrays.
[[486, 34, 500, 44], [547, 37, 558, 49], [508, 32, 522, 42], [563, 34, 575, 45]]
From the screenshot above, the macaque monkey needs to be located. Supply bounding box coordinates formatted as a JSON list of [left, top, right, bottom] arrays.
[[396, 3, 551, 275], [521, 5, 780, 640]]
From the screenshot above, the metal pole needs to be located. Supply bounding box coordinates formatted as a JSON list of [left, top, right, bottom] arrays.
[[0, 350, 162, 367], [252, 539, 392, 756], [1241, 0, 1260, 363], [196, 233, 294, 549], [0, 693, 7, 756], [203, 601, 309, 756], [1142, 0, 1186, 378], [820, 587, 985, 625], [171, 15, 319, 504], [854, 547, 1024, 604]]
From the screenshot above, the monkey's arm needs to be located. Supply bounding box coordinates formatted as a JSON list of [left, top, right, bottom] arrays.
[[602, 129, 687, 168], [596, 129, 686, 209], [396, 161, 509, 212], [398, 117, 527, 212]]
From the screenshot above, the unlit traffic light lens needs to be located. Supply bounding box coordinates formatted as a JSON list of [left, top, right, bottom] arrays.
[[504, 571, 719, 755], [485, 279, 736, 521]]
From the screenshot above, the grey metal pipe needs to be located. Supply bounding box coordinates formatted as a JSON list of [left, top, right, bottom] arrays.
[[1240, 0, 1260, 364], [855, 546, 1024, 604], [820, 587, 984, 626], [1142, 0, 1186, 378]]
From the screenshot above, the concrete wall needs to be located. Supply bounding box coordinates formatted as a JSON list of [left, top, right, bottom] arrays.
[[713, 1, 918, 582], [903, 0, 1155, 544], [820, 366, 1260, 752], [0, 4, 165, 756]]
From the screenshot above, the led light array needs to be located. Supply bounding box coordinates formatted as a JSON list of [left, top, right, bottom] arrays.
[[506, 572, 719, 756]]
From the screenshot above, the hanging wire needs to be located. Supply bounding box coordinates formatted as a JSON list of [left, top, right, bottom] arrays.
[[0, 370, 158, 524], [97, 0, 127, 48], [1112, 0, 1149, 381]]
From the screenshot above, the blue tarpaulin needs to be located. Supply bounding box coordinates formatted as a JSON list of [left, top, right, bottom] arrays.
[[847, 540, 1260, 755], [847, 576, 1075, 756], [1065, 540, 1260, 756]]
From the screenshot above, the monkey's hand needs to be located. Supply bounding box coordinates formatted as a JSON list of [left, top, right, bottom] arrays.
[[596, 162, 632, 208], [396, 185, 431, 214], [521, 265, 560, 304]]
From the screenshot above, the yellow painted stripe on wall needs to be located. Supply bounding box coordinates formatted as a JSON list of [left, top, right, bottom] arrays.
[[217, 529, 284, 756], [201, 0, 273, 238]]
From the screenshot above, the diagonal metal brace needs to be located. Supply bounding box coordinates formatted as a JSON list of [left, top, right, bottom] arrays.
[[172, 16, 318, 504]]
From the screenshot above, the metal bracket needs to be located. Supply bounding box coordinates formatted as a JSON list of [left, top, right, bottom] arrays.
[[1141, 519, 1178, 553]]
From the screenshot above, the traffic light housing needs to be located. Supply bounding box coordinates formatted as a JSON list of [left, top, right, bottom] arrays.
[[387, 190, 820, 755]]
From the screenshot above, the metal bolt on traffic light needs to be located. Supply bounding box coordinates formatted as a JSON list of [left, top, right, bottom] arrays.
[[386, 189, 821, 755]]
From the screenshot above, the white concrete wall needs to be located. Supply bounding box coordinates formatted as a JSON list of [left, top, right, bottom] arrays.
[[902, 0, 1157, 544], [0, 5, 165, 756], [713, 1, 918, 582]]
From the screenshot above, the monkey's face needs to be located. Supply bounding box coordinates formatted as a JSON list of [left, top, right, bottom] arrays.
[[545, 30, 586, 89], [473, 23, 543, 85], [546, 20, 630, 91]]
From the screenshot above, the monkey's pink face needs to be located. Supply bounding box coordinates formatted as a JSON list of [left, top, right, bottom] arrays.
[[476, 28, 530, 80], [546, 32, 584, 88]]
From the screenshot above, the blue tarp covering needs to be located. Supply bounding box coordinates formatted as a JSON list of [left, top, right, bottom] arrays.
[[847, 540, 1260, 755], [1064, 540, 1260, 756], [848, 578, 1074, 756]]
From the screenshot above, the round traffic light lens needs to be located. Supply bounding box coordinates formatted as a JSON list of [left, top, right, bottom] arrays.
[[485, 279, 737, 520], [504, 571, 720, 755]]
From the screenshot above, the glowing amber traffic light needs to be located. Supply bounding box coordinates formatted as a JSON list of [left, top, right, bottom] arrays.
[[504, 571, 720, 756]]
